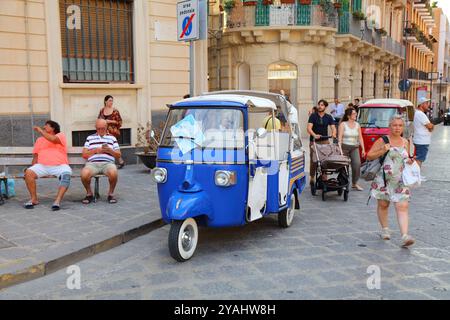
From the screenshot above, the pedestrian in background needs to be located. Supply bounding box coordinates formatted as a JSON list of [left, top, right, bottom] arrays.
[[353, 98, 360, 113], [413, 97, 434, 169], [366, 115, 416, 248], [338, 108, 365, 191], [329, 98, 345, 124], [307, 99, 336, 188], [98, 95, 125, 169]]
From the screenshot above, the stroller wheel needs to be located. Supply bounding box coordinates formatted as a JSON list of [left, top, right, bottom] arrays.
[[344, 190, 349, 202], [322, 185, 327, 201], [310, 181, 317, 196]]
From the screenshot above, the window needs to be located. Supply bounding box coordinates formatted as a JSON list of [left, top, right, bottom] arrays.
[[60, 0, 134, 83], [161, 108, 245, 150]]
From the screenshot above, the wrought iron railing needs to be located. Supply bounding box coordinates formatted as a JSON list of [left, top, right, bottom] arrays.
[[225, 2, 338, 30]]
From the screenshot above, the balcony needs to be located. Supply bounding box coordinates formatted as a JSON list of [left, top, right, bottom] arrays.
[[225, 2, 338, 30], [337, 12, 382, 47], [382, 36, 406, 58], [223, 2, 339, 44], [408, 67, 429, 81]]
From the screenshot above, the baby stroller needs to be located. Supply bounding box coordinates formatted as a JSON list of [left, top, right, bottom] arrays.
[[311, 137, 351, 201]]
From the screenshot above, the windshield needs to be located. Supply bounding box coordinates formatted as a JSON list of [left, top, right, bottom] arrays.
[[358, 108, 398, 128], [161, 108, 245, 151]]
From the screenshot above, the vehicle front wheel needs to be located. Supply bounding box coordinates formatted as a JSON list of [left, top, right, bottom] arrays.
[[168, 218, 198, 262], [279, 193, 296, 228]]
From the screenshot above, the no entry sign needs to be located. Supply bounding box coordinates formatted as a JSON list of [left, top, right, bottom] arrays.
[[177, 0, 199, 42]]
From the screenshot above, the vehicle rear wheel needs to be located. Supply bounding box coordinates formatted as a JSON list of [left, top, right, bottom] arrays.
[[279, 193, 296, 228], [168, 218, 198, 262]]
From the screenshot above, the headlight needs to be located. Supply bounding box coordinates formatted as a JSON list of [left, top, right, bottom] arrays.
[[215, 170, 236, 187], [151, 167, 167, 183]]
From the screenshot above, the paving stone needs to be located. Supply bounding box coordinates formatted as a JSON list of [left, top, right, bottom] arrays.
[[2, 127, 450, 299]]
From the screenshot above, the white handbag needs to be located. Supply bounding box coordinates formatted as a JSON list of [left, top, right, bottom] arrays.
[[402, 160, 421, 188]]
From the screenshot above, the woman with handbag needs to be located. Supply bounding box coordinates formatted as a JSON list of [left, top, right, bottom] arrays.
[[98, 95, 125, 168], [338, 107, 365, 191], [366, 115, 416, 247]]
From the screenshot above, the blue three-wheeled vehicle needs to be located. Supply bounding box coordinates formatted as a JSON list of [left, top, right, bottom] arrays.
[[151, 91, 306, 261]]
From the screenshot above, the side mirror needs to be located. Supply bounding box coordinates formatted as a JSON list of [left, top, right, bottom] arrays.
[[256, 128, 267, 139], [149, 130, 159, 146]]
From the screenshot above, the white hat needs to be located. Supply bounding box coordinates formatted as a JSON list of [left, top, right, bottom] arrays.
[[417, 97, 431, 106]]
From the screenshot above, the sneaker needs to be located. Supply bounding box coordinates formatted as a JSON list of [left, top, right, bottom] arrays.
[[380, 228, 391, 240], [401, 234, 415, 247]]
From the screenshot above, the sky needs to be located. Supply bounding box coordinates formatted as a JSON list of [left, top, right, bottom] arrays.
[[436, 0, 450, 20]]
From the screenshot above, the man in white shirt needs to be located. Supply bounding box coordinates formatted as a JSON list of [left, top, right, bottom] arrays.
[[329, 98, 345, 124], [81, 119, 122, 204], [413, 97, 434, 167]]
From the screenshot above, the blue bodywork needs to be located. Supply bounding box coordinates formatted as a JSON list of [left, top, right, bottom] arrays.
[[156, 98, 306, 227]]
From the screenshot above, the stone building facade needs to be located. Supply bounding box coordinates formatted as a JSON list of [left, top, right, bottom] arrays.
[[208, 0, 406, 134], [0, 0, 207, 160]]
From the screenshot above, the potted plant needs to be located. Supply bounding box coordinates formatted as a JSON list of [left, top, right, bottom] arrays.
[[334, 1, 342, 9], [320, 0, 335, 15], [263, 0, 274, 5], [135, 121, 164, 169], [223, 0, 236, 13], [352, 10, 366, 20], [281, 0, 296, 4], [299, 0, 312, 4]]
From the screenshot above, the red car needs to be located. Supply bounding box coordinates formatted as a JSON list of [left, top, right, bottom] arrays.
[[358, 99, 415, 161]]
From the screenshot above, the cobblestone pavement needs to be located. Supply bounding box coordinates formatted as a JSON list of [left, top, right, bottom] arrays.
[[1, 126, 450, 300], [0, 164, 160, 275]]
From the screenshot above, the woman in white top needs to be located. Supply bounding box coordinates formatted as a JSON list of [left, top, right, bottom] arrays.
[[338, 107, 366, 191]]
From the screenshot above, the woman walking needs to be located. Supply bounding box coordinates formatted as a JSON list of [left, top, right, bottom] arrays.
[[98, 95, 125, 168], [366, 115, 416, 247], [338, 107, 365, 191]]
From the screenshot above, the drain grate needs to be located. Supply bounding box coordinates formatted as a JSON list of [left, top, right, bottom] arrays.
[[0, 235, 15, 249]]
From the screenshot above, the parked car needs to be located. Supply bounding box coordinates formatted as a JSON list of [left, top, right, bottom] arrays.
[[358, 99, 415, 159], [444, 109, 450, 126]]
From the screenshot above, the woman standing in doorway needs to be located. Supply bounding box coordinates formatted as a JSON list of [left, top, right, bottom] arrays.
[[366, 115, 416, 247], [98, 95, 125, 168], [338, 107, 365, 191]]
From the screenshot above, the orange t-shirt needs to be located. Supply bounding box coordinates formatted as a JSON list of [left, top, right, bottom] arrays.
[[33, 133, 69, 166]]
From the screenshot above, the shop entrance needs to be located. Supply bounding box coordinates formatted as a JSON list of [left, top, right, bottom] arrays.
[[268, 61, 298, 104]]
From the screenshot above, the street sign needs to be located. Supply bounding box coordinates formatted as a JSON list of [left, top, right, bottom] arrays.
[[398, 79, 412, 92], [177, 0, 199, 42]]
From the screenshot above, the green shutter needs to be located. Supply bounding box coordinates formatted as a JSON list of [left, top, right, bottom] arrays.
[[352, 0, 362, 12], [296, 3, 311, 26], [255, 0, 269, 26]]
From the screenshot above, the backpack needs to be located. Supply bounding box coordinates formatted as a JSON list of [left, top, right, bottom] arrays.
[[361, 136, 390, 184]]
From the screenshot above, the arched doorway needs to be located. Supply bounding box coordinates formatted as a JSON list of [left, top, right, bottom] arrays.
[[237, 63, 250, 90], [268, 61, 298, 104]]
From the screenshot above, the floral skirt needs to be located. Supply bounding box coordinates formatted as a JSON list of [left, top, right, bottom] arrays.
[[370, 178, 410, 203]]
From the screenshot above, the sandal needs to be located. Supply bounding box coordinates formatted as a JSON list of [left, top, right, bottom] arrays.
[[82, 195, 94, 204], [24, 201, 39, 209], [107, 195, 117, 204]]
